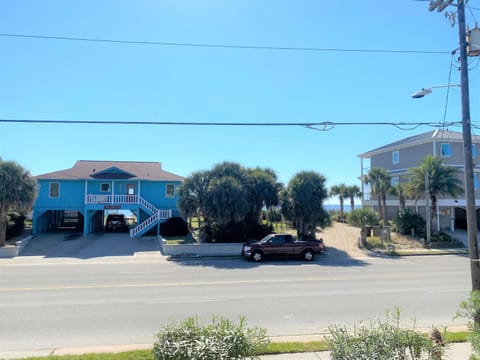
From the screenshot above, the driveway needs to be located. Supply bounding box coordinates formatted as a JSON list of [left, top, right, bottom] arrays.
[[443, 229, 480, 248], [18, 231, 162, 260]]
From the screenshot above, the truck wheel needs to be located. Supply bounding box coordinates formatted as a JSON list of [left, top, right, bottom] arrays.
[[252, 251, 264, 262], [303, 249, 314, 261]]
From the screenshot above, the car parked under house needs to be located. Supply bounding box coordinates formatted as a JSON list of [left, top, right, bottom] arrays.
[[32, 160, 184, 237]]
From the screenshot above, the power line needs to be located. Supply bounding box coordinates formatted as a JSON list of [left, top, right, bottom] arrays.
[[0, 33, 450, 55], [0, 118, 461, 131]]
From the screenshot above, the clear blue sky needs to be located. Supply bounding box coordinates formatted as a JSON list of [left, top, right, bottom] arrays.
[[2, 1, 480, 203]]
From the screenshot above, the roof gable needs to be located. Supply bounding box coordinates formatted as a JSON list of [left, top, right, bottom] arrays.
[[358, 129, 480, 158], [90, 166, 136, 179]]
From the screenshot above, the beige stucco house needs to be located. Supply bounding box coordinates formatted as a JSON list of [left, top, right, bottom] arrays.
[[358, 129, 480, 231]]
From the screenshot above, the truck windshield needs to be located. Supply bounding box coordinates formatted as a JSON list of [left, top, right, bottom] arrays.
[[260, 234, 275, 244]]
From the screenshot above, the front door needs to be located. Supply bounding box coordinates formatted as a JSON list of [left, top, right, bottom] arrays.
[[127, 184, 135, 202]]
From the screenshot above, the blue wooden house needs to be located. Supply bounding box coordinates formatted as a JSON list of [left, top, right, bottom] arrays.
[[32, 160, 184, 237]]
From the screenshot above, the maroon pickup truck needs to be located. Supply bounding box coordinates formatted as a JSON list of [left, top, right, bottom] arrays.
[[241, 233, 325, 262]]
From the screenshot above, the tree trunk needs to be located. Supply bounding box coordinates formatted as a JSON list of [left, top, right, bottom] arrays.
[[399, 195, 405, 212], [0, 205, 8, 247], [431, 195, 437, 234], [297, 217, 304, 239], [377, 196, 383, 223], [381, 192, 388, 225], [350, 198, 355, 211], [360, 225, 366, 246], [339, 196, 344, 219]]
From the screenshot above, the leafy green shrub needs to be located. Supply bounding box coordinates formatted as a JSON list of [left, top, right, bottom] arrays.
[[6, 212, 26, 240], [393, 209, 425, 236], [327, 310, 440, 359], [347, 207, 379, 228], [200, 220, 273, 243], [160, 217, 189, 236], [267, 207, 282, 224], [430, 232, 452, 243], [152, 316, 269, 360], [456, 290, 480, 360]]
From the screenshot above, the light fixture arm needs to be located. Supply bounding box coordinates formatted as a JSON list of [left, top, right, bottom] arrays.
[[411, 84, 461, 98]]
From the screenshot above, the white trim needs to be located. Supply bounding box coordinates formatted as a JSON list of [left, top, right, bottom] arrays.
[[440, 143, 452, 158], [49, 182, 60, 198], [392, 150, 399, 164], [166, 183, 175, 198]]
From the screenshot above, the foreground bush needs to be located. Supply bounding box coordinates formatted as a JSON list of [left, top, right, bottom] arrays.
[[327, 310, 441, 359], [153, 316, 269, 360], [457, 290, 480, 359], [160, 217, 189, 237]]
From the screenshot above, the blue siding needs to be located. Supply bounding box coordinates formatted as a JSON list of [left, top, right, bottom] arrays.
[[141, 181, 181, 210], [34, 180, 85, 210]]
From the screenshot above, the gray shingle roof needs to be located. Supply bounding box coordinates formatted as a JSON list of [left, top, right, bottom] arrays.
[[35, 160, 184, 181], [358, 129, 480, 157]]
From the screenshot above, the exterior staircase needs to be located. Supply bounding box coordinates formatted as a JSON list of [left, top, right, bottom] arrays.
[[130, 197, 172, 237]]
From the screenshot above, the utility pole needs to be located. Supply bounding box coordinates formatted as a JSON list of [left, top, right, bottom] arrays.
[[457, 1, 480, 294], [425, 171, 431, 246], [428, 0, 480, 297]]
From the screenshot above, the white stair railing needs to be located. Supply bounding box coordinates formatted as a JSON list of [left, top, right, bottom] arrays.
[[130, 209, 172, 237], [138, 196, 158, 215]]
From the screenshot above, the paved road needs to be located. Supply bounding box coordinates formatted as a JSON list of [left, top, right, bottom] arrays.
[[0, 252, 472, 358]]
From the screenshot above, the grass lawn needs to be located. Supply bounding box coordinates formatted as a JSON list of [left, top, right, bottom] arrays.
[[162, 235, 196, 245], [12, 331, 469, 359]]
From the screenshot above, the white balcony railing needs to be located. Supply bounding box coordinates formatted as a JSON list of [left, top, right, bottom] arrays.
[[85, 194, 139, 204]]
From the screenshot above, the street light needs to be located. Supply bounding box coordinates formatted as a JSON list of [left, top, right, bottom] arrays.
[[410, 84, 460, 98]]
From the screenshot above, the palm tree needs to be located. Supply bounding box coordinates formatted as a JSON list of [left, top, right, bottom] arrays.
[[0, 161, 37, 247], [406, 155, 463, 239], [282, 171, 329, 239], [178, 170, 210, 228], [330, 183, 348, 220], [390, 183, 407, 212], [365, 168, 391, 225], [345, 185, 361, 211]]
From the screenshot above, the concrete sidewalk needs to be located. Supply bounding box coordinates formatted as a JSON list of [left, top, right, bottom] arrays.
[[260, 342, 472, 359]]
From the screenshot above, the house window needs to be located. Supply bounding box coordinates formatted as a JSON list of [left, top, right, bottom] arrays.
[[166, 184, 175, 198], [475, 174, 480, 190], [440, 143, 452, 157], [391, 176, 399, 187], [473, 145, 478, 158], [49, 182, 60, 198], [100, 183, 110, 192], [392, 151, 399, 164]]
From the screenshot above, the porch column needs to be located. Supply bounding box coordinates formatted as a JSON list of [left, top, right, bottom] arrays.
[[450, 206, 455, 231], [436, 203, 440, 232], [83, 210, 89, 236]]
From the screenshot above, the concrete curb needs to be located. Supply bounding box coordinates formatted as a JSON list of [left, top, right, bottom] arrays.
[[0, 235, 33, 258]]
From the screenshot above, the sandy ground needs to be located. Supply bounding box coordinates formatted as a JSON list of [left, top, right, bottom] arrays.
[[318, 221, 367, 258]]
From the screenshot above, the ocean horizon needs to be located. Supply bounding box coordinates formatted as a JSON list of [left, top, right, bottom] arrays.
[[324, 204, 361, 212]]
